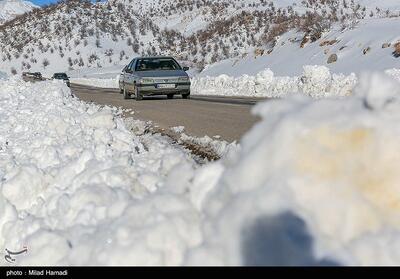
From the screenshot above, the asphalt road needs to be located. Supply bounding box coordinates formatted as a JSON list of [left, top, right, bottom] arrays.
[[71, 83, 263, 142]]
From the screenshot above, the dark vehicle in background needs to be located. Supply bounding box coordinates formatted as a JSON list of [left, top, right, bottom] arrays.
[[52, 73, 70, 87], [33, 72, 42, 80], [119, 56, 191, 100], [22, 72, 43, 81]]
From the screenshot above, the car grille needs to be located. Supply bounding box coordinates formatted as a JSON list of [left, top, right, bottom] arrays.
[[153, 77, 180, 83]]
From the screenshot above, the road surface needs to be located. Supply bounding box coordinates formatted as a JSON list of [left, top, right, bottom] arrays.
[[71, 83, 263, 142]]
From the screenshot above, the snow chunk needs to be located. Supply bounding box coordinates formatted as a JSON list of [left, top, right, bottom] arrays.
[[2, 165, 48, 211], [356, 72, 400, 110]]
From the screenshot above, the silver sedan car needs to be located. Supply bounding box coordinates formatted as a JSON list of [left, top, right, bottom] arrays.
[[119, 56, 191, 100]]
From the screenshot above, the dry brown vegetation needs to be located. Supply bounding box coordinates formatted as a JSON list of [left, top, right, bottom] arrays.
[[393, 42, 400, 58]]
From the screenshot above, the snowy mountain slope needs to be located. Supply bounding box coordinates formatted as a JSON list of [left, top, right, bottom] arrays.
[[0, 0, 37, 25], [0, 0, 398, 77], [360, 0, 400, 10], [115, 0, 306, 36], [199, 17, 400, 77]]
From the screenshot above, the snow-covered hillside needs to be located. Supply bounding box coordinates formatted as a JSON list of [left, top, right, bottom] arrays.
[[199, 17, 400, 77], [1, 0, 398, 77], [0, 0, 37, 25]]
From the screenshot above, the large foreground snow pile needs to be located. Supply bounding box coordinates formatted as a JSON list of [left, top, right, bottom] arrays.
[[186, 72, 400, 266], [0, 78, 201, 265], [3, 72, 400, 266]]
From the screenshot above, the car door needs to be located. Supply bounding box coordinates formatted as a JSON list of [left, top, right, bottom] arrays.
[[120, 65, 127, 89], [124, 59, 137, 91]]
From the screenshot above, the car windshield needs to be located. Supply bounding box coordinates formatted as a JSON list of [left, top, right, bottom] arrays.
[[135, 58, 181, 71], [54, 73, 67, 79]]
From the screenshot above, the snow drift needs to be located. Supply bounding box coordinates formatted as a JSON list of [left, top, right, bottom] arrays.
[[2, 72, 400, 265], [192, 65, 357, 98]]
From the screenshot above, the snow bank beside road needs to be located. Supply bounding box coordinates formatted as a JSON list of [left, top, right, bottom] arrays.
[[192, 65, 357, 98], [70, 76, 119, 89]]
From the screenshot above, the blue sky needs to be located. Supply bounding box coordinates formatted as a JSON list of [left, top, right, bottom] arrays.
[[30, 0, 101, 6], [30, 0, 60, 6]]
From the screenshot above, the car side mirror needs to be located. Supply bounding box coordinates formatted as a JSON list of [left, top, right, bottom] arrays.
[[183, 66, 189, 71]]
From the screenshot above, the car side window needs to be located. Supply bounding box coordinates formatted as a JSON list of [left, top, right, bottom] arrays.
[[129, 59, 137, 72], [126, 60, 135, 73]]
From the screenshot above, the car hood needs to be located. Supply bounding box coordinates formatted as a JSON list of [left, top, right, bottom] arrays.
[[136, 70, 188, 78]]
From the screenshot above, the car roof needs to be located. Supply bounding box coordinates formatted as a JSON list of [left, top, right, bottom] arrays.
[[135, 56, 176, 60]]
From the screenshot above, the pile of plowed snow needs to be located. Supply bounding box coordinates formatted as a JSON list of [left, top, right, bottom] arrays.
[[0, 78, 200, 265], [70, 77, 120, 89], [2, 72, 400, 265], [192, 66, 400, 98]]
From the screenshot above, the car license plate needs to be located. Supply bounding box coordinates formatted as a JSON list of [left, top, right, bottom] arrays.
[[157, 84, 175, 89]]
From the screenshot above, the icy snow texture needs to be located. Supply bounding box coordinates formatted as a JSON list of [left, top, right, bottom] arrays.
[[386, 68, 400, 83], [3, 72, 400, 265]]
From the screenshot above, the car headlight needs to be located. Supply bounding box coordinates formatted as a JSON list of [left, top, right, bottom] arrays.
[[178, 77, 190, 82], [140, 78, 154, 84]]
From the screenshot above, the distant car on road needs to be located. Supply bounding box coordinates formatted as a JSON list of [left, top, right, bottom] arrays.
[[32, 72, 42, 80], [22, 72, 42, 80], [119, 56, 191, 100], [52, 73, 70, 87]]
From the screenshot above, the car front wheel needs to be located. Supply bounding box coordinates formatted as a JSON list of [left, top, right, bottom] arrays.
[[182, 92, 190, 99], [123, 86, 130, 99], [135, 86, 143, 101]]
